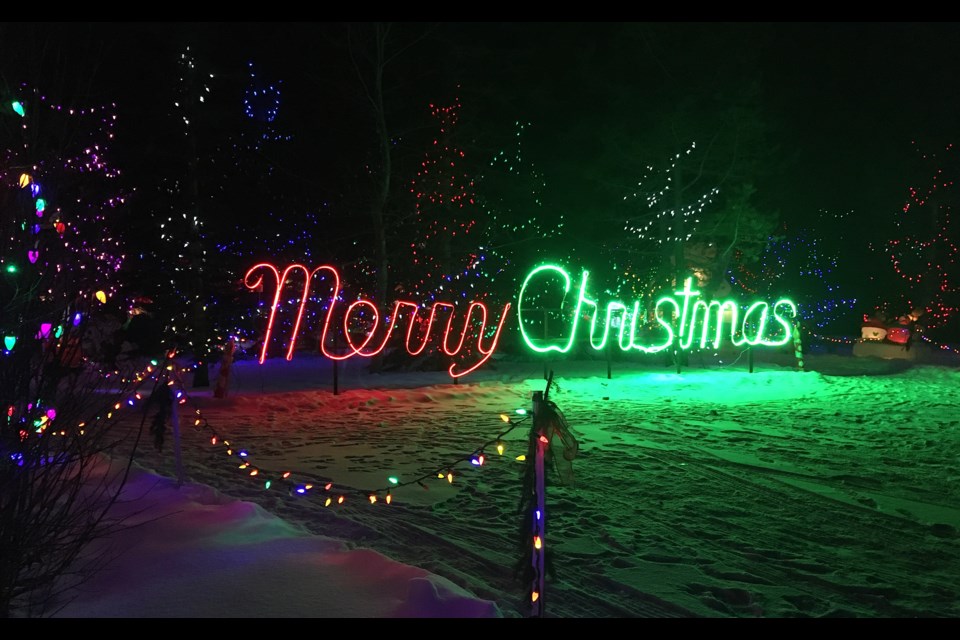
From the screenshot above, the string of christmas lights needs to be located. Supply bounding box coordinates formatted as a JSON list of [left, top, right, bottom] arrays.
[[165, 366, 532, 507], [6, 358, 167, 450], [807, 332, 857, 345], [921, 333, 960, 354]]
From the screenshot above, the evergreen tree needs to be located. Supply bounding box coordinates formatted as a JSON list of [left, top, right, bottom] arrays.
[[0, 84, 144, 616]]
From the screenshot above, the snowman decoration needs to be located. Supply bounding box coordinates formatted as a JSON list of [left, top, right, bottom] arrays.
[[860, 307, 924, 344]]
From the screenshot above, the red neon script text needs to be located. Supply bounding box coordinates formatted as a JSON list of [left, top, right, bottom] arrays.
[[244, 263, 511, 378]]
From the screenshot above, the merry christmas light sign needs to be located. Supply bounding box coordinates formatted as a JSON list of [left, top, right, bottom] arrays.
[[244, 263, 511, 378], [245, 262, 797, 378], [518, 265, 797, 354]]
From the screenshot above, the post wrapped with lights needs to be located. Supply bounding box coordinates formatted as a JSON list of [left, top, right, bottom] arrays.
[[518, 371, 579, 617], [793, 320, 805, 371], [529, 387, 547, 617], [213, 338, 236, 399]]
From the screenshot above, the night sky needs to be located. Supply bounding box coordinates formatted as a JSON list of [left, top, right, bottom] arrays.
[[16, 23, 954, 215], [4, 22, 959, 327]]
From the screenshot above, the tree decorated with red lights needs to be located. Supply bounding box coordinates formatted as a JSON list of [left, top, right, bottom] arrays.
[[381, 95, 482, 372], [404, 104, 562, 304], [405, 94, 479, 303], [393, 99, 567, 370], [877, 141, 960, 333]]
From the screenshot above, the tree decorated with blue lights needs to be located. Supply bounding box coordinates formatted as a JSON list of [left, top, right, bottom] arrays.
[[140, 45, 313, 367], [731, 211, 858, 333]]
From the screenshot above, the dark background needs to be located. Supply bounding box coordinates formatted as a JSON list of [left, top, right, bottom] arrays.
[[4, 22, 958, 339]]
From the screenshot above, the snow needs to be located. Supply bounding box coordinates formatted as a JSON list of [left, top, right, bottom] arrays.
[[52, 349, 960, 617], [54, 463, 500, 618]]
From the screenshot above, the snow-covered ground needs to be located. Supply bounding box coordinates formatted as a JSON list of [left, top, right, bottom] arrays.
[[54, 348, 960, 617]]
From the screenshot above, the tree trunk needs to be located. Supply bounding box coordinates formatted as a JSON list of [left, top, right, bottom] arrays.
[[673, 158, 686, 289], [182, 49, 209, 387], [366, 24, 392, 373]]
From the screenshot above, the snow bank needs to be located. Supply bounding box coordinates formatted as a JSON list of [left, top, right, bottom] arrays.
[[54, 465, 501, 618]]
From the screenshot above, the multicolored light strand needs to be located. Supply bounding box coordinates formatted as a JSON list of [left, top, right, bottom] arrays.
[[165, 366, 531, 507]]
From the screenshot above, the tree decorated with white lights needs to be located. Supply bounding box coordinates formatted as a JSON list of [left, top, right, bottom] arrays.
[[466, 120, 571, 355], [142, 45, 308, 369], [170, 44, 213, 385], [473, 120, 562, 298], [196, 59, 303, 360], [615, 142, 720, 302]]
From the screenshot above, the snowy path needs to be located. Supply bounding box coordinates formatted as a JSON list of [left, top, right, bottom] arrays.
[[124, 355, 960, 617]]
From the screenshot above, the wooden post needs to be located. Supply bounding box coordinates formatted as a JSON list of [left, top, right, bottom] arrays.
[[675, 331, 682, 375], [530, 389, 547, 618], [213, 338, 235, 399], [748, 345, 754, 373], [606, 338, 612, 380], [543, 309, 549, 380], [333, 356, 339, 396], [332, 330, 340, 395], [170, 388, 185, 488]]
